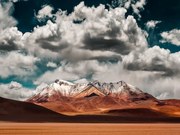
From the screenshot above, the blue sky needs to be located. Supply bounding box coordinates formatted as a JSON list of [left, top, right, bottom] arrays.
[[0, 0, 180, 100]]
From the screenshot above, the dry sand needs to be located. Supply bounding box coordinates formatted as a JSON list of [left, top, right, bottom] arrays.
[[0, 123, 179, 135]]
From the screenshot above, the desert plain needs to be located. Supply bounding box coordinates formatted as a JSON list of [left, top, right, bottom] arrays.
[[0, 123, 180, 135]]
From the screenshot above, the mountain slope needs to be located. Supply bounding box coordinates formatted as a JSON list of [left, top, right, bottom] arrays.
[[0, 97, 67, 122], [74, 85, 106, 98]]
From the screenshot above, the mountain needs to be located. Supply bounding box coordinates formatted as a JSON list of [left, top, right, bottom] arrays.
[[29, 80, 154, 102], [28, 80, 180, 117]]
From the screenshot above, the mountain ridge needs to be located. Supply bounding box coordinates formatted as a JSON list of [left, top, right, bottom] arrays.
[[30, 79, 152, 100]]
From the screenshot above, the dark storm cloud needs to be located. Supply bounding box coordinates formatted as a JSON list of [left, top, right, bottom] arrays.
[[36, 35, 69, 52], [82, 33, 133, 55], [40, 42, 68, 52], [0, 43, 18, 51], [124, 58, 176, 76], [59, 47, 121, 62]]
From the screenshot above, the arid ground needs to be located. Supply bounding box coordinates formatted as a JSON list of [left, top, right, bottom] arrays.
[[0, 123, 179, 135]]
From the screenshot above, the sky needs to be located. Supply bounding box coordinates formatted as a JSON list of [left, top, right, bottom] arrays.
[[0, 0, 180, 100]]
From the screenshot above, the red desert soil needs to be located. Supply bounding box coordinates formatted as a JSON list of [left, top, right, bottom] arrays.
[[0, 123, 180, 135]]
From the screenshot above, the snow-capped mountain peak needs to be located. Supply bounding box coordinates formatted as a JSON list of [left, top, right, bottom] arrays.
[[33, 79, 144, 98], [28, 79, 155, 103]]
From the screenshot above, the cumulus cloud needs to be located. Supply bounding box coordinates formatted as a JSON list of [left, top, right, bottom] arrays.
[[146, 20, 161, 29], [131, 0, 146, 19], [74, 78, 88, 84], [112, 0, 147, 19], [0, 81, 36, 101], [0, 2, 17, 30], [123, 46, 180, 76], [46, 62, 58, 68], [161, 29, 180, 46], [36, 5, 54, 22], [0, 1, 40, 80], [8, 81, 22, 89], [35, 60, 109, 84], [23, 2, 147, 62], [22, 20, 60, 59], [35, 82, 48, 92], [0, 27, 23, 51], [0, 51, 39, 78]]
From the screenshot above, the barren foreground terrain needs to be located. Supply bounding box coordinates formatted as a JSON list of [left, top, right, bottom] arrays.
[[0, 123, 179, 135]]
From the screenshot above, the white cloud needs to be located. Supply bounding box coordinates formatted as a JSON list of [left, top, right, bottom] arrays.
[[46, 62, 58, 68], [36, 5, 54, 22], [35, 82, 48, 92], [112, 0, 147, 19], [24, 2, 147, 61], [124, 0, 131, 9], [146, 20, 161, 29], [0, 3, 39, 79], [161, 29, 180, 46], [22, 20, 60, 59], [0, 27, 23, 51], [123, 46, 180, 76], [0, 81, 36, 101], [74, 78, 88, 84], [8, 81, 22, 89], [0, 51, 39, 78], [35, 60, 109, 84], [131, 0, 146, 19], [149, 77, 180, 99], [0, 2, 17, 30]]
